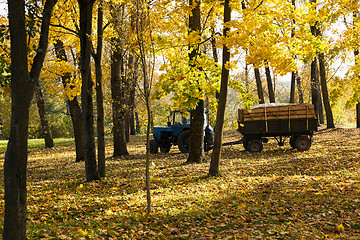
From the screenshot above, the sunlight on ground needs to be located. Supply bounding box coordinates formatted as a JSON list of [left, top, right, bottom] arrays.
[[0, 129, 359, 239]]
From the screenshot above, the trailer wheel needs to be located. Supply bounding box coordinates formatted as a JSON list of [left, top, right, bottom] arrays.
[[178, 130, 190, 153], [289, 137, 296, 149], [160, 145, 171, 153], [295, 135, 311, 151], [247, 139, 263, 153], [150, 140, 158, 154]]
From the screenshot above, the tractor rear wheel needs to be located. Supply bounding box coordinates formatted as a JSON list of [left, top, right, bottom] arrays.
[[178, 130, 190, 153]]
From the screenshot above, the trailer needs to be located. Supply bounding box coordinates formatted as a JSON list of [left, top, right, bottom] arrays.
[[237, 103, 318, 152]]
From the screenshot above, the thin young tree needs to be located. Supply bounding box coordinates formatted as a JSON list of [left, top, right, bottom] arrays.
[[132, 0, 156, 213], [209, 0, 231, 177]]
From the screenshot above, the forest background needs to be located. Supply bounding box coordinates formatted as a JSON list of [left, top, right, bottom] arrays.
[[0, 0, 359, 142]]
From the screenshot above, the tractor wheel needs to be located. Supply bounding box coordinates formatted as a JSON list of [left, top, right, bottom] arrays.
[[204, 131, 214, 152], [150, 140, 158, 154], [178, 130, 190, 153], [160, 145, 171, 153], [295, 135, 311, 151], [247, 139, 263, 153]]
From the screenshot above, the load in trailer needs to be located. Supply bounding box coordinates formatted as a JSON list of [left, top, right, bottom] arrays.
[[237, 103, 318, 152]]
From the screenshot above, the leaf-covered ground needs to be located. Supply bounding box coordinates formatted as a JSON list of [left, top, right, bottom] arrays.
[[0, 128, 359, 239]]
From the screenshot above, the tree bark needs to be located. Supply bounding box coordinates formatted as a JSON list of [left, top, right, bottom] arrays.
[[4, 0, 56, 238], [265, 66, 275, 103], [0, 94, 3, 139], [54, 40, 84, 162], [34, 82, 54, 148], [310, 57, 321, 122], [78, 0, 100, 181], [4, 1, 29, 238], [209, 0, 231, 177], [310, 0, 324, 124], [357, 102, 360, 128], [110, 42, 128, 157], [254, 67, 265, 104], [318, 52, 335, 128], [290, 72, 296, 103], [94, 3, 105, 177], [296, 72, 304, 103], [186, 101, 205, 164], [135, 112, 141, 134], [186, 0, 205, 164]]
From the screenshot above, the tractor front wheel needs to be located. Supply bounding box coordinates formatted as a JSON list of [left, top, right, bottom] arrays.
[[150, 140, 158, 154], [178, 130, 190, 153], [160, 145, 171, 153]]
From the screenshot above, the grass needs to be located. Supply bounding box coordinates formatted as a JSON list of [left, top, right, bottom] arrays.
[[0, 128, 359, 239], [0, 138, 75, 153]]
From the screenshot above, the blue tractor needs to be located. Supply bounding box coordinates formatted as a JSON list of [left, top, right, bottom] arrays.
[[150, 110, 214, 153]]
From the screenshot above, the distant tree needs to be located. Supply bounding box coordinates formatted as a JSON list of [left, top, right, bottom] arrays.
[[34, 82, 54, 148], [318, 50, 335, 128], [110, 39, 129, 157], [265, 65, 275, 103], [254, 67, 265, 104], [54, 40, 84, 162]]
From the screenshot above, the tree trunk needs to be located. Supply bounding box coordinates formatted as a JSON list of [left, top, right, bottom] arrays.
[[209, 0, 231, 177], [54, 40, 84, 162], [310, 57, 321, 122], [127, 60, 137, 136], [290, 72, 296, 103], [110, 42, 128, 157], [354, 13, 360, 129], [357, 102, 360, 128], [310, 0, 324, 125], [318, 52, 335, 128], [186, 0, 205, 164], [296, 72, 304, 103], [254, 67, 265, 104], [4, 1, 30, 237], [94, 3, 105, 177], [211, 27, 218, 63], [135, 112, 141, 134], [265, 66, 275, 103], [4, 0, 56, 237], [78, 0, 100, 181], [289, 0, 296, 104], [34, 82, 54, 148], [186, 100, 205, 164], [0, 94, 3, 139]]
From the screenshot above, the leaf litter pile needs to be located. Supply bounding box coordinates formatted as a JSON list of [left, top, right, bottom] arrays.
[[0, 128, 359, 239]]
